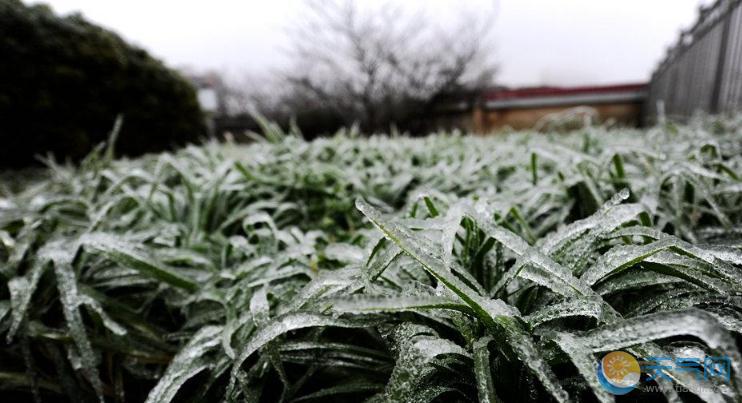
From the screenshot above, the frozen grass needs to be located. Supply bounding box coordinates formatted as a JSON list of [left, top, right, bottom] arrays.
[[1, 119, 742, 402]]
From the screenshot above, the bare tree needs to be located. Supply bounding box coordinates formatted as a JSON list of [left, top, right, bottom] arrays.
[[279, 0, 498, 134]]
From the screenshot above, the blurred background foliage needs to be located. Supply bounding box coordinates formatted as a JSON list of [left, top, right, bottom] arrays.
[[0, 0, 205, 168]]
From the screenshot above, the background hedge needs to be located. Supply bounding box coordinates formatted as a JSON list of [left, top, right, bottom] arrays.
[[0, 0, 205, 167]]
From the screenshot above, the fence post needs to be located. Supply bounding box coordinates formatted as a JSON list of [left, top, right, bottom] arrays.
[[710, 1, 733, 114]]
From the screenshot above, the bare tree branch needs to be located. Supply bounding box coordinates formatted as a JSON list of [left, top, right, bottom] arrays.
[[256, 0, 499, 135]]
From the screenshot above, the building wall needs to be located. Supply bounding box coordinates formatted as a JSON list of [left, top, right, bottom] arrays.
[[476, 102, 644, 132]]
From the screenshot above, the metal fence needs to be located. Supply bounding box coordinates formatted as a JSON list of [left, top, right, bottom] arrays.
[[646, 0, 742, 123]]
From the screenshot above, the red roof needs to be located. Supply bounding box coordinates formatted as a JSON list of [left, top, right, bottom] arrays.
[[484, 83, 647, 101]]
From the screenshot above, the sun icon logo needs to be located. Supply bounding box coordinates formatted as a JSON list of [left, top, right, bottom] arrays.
[[597, 351, 641, 395]]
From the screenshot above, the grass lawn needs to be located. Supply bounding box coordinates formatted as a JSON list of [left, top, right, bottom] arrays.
[[1, 120, 742, 402]]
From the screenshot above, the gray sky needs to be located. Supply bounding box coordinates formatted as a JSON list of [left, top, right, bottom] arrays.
[[32, 0, 711, 87]]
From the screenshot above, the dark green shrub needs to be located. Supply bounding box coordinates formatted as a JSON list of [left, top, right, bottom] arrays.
[[0, 0, 205, 167]]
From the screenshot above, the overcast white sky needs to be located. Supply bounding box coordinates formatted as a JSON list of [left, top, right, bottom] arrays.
[[31, 0, 712, 87]]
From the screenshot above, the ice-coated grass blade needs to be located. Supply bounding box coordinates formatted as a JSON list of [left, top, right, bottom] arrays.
[[79, 233, 198, 292], [42, 243, 105, 401], [356, 199, 511, 326], [225, 313, 368, 399], [331, 295, 474, 315], [356, 199, 571, 402], [6, 259, 46, 341], [145, 326, 221, 403], [473, 337, 503, 403]]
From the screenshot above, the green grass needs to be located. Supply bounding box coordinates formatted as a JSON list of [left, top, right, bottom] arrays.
[[1, 119, 742, 402]]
